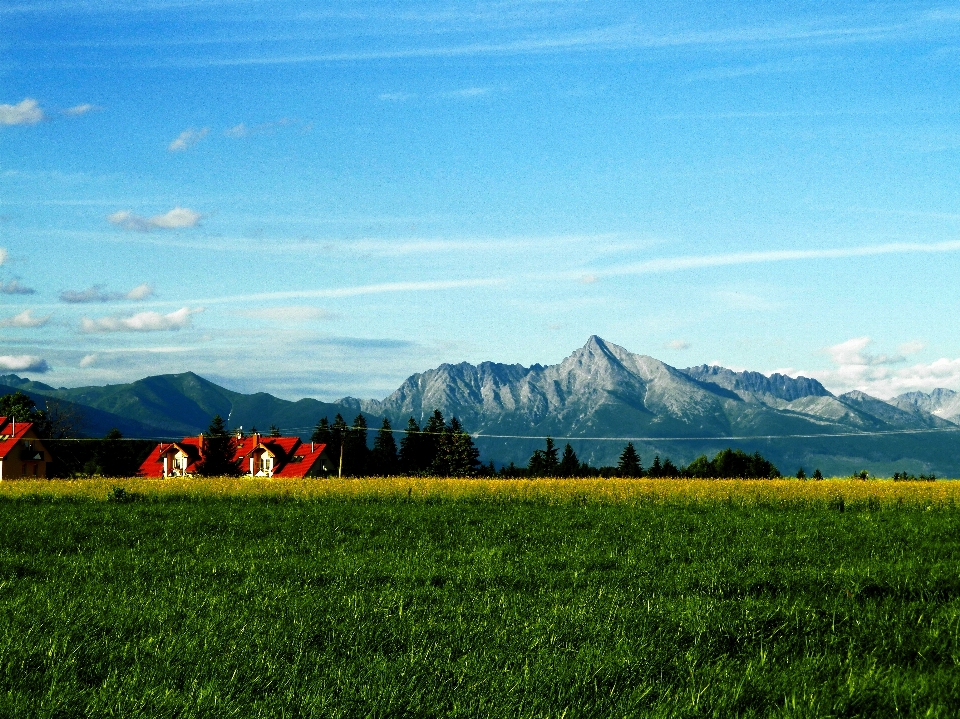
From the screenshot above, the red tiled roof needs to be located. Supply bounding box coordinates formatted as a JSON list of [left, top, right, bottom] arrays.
[[138, 432, 330, 477], [0, 416, 38, 460]]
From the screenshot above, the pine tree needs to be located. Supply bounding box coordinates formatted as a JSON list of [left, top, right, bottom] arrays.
[[343, 414, 370, 476], [422, 409, 446, 472], [558, 443, 580, 477], [796, 467, 807, 480], [371, 418, 399, 475], [649, 454, 663, 478], [398, 417, 426, 474], [269, 424, 281, 437], [311, 417, 332, 446], [528, 437, 560, 476], [617, 442, 643, 478], [661, 457, 680, 477], [813, 468, 824, 480], [196, 415, 240, 476], [439, 417, 480, 477]]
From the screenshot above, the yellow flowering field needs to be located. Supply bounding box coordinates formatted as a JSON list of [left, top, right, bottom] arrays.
[[2, 475, 959, 507]]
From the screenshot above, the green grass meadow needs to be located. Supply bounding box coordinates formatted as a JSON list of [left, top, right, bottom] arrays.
[[1, 492, 959, 717]]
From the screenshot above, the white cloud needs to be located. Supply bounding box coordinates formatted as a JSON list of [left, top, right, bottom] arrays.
[[107, 207, 202, 231], [60, 283, 155, 303], [0, 248, 7, 265], [223, 118, 295, 138], [795, 336, 960, 397], [79, 354, 97, 368], [825, 336, 904, 367], [224, 123, 249, 138], [0, 355, 49, 373], [898, 340, 926, 355], [124, 282, 154, 300], [0, 309, 50, 328], [666, 339, 691, 350], [64, 103, 98, 116], [0, 279, 36, 295], [168, 127, 209, 152], [241, 305, 337, 322], [0, 98, 44, 126], [81, 307, 201, 333]]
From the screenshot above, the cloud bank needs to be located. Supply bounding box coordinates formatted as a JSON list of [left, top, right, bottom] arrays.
[[107, 207, 201, 231], [0, 98, 44, 126], [81, 307, 200, 333], [60, 283, 154, 303], [0, 309, 50, 328], [0, 279, 34, 295], [0, 355, 49, 373]]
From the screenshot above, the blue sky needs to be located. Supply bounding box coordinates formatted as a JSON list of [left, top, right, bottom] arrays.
[[3, 0, 960, 401]]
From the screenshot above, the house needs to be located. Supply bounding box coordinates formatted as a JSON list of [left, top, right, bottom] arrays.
[[0, 415, 49, 480], [138, 430, 334, 478]]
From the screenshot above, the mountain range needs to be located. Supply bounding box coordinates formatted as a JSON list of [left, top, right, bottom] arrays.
[[4, 336, 960, 476]]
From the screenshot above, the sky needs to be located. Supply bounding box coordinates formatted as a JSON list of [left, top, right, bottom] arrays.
[[3, 0, 960, 402]]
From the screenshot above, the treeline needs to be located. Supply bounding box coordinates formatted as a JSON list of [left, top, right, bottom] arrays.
[[506, 438, 782, 479], [311, 411, 482, 477]]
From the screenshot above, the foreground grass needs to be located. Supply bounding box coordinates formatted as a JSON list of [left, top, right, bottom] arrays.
[[1, 479, 959, 717]]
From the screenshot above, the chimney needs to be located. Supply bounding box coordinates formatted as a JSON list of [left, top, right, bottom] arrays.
[[198, 433, 204, 452]]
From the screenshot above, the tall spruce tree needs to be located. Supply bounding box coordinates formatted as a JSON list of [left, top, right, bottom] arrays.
[[617, 442, 643, 478], [311, 417, 332, 446], [422, 409, 446, 472], [371, 417, 399, 475], [648, 454, 663, 478], [558, 443, 580, 477], [398, 417, 427, 474], [343, 414, 370, 476], [528, 437, 560, 476], [196, 415, 240, 476], [432, 416, 480, 477]]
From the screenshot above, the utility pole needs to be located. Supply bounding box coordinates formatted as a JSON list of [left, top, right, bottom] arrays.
[[339, 441, 344, 479]]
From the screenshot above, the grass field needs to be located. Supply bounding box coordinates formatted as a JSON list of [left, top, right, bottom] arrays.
[[2, 478, 959, 717]]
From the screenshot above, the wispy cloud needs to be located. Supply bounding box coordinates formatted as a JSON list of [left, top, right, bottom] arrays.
[[666, 339, 691, 351], [107, 207, 202, 231], [0, 248, 6, 266], [0, 279, 34, 295], [223, 118, 301, 138], [63, 103, 98, 116], [168, 127, 209, 151], [0, 98, 44, 125], [80, 306, 201, 333], [590, 240, 960, 278], [0, 355, 49, 373], [0, 309, 50, 328], [241, 305, 337, 322], [60, 283, 154, 303]]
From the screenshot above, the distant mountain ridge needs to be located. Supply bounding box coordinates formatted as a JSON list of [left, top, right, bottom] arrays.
[[3, 336, 960, 475]]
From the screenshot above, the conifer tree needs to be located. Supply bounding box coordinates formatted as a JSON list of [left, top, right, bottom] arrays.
[[433, 416, 480, 477], [371, 417, 399, 475], [343, 414, 370, 476], [196, 415, 240, 476], [422, 409, 446, 471], [558, 443, 580, 477], [398, 417, 426, 473], [269, 424, 281, 437], [649, 454, 663, 478], [528, 437, 560, 476], [617, 442, 643, 478], [311, 417, 332, 446]]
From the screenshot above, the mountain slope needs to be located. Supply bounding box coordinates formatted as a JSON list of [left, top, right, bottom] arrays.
[[890, 389, 960, 425]]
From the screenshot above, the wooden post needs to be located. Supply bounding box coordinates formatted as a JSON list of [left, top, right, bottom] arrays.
[[338, 441, 344, 479]]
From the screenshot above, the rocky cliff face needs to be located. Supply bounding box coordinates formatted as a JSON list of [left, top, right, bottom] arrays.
[[891, 388, 960, 424], [346, 336, 952, 441]]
